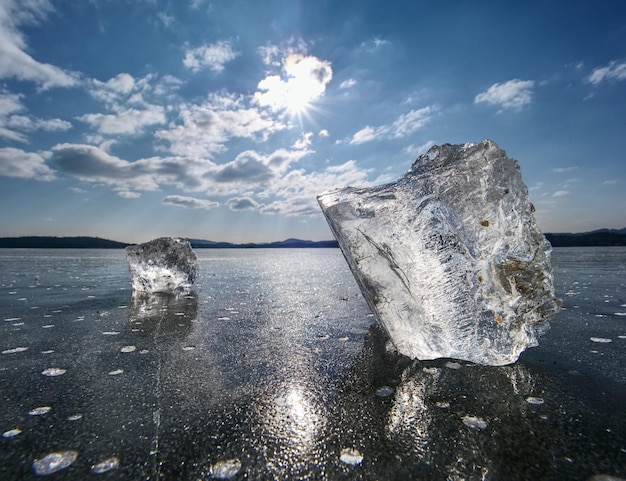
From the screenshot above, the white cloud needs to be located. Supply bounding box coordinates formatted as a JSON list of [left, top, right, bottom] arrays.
[[293, 132, 313, 149], [78, 105, 166, 136], [360, 37, 391, 53], [227, 196, 261, 211], [349, 106, 434, 144], [552, 166, 578, 173], [260, 160, 372, 216], [117, 191, 141, 199], [208, 148, 310, 189], [0, 0, 79, 89], [552, 190, 569, 198], [253, 54, 332, 113], [156, 92, 285, 159], [183, 40, 239, 73], [51, 143, 160, 191], [162, 195, 219, 209], [474, 79, 535, 111], [587, 60, 626, 85], [157, 12, 175, 28], [258, 38, 308, 66], [0, 89, 72, 142], [319, 129, 329, 137], [340, 78, 357, 89], [350, 126, 377, 144], [0, 147, 56, 181]]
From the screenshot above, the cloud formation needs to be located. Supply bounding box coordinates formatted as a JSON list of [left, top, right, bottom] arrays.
[[162, 195, 219, 209], [226, 196, 261, 211], [0, 89, 72, 142], [0, 147, 56, 181], [78, 105, 166, 136], [587, 60, 626, 85], [0, 0, 78, 89], [156, 92, 285, 159], [349, 106, 434, 144], [183, 40, 239, 73], [474, 79, 535, 111]]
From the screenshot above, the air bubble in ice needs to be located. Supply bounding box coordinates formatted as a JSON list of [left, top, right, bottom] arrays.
[[32, 451, 78, 475], [91, 456, 120, 474], [375, 386, 395, 397], [42, 367, 66, 377], [590, 337, 612, 343], [525, 396, 545, 405], [462, 415, 488, 430], [2, 346, 28, 354], [210, 458, 242, 479], [340, 448, 364, 465], [29, 406, 52, 416]]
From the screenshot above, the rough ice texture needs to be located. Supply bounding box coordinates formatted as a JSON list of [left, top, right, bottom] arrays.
[[126, 237, 198, 293], [318, 140, 560, 366]]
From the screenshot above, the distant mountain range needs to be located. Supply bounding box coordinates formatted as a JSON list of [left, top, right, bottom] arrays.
[[544, 228, 626, 247], [0, 229, 625, 249], [0, 236, 338, 249]]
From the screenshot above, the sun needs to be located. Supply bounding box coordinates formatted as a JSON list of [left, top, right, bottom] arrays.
[[254, 54, 333, 119]]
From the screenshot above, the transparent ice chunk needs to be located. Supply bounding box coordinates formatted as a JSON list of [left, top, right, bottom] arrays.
[[318, 140, 560, 366], [126, 237, 198, 293]]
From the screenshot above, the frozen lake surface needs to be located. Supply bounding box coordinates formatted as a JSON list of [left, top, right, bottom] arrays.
[[1, 247, 624, 480]]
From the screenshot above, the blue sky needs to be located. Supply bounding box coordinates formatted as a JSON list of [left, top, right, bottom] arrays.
[[0, 0, 625, 244]]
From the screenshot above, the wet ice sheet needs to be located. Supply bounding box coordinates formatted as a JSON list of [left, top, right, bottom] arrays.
[[0, 247, 624, 480]]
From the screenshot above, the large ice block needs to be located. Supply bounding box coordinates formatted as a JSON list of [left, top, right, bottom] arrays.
[[318, 140, 560, 366], [126, 237, 198, 293]]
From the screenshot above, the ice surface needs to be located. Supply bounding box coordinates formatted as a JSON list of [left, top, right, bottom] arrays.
[[318, 140, 560, 366], [126, 237, 198, 293]]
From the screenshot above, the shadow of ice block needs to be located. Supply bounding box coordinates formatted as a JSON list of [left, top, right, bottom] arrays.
[[126, 237, 198, 293], [318, 140, 560, 366]]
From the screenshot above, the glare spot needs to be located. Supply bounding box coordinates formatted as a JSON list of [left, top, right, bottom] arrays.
[[435, 401, 450, 408], [339, 448, 363, 465], [445, 362, 462, 370], [42, 324, 55, 329], [32, 451, 78, 475], [120, 345, 136, 353], [182, 346, 196, 351], [108, 369, 124, 376], [67, 414, 83, 421], [103, 331, 120, 335]]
